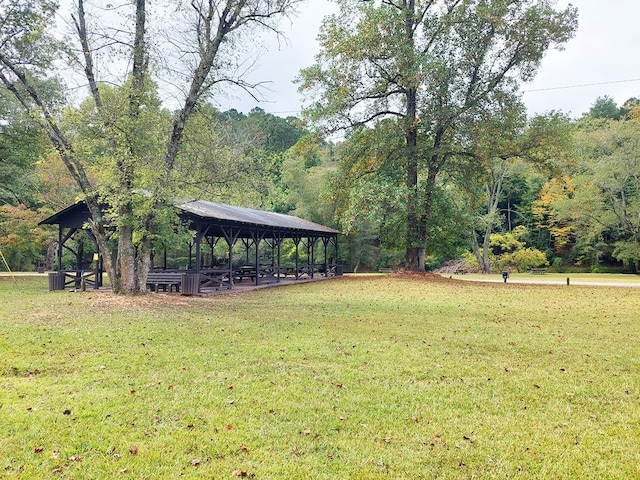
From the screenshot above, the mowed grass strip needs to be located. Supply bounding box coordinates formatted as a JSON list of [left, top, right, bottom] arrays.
[[0, 275, 639, 479]]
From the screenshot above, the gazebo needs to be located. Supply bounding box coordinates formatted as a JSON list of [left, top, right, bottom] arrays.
[[39, 199, 342, 292]]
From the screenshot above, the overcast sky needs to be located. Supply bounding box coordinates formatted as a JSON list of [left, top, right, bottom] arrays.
[[217, 0, 640, 119]]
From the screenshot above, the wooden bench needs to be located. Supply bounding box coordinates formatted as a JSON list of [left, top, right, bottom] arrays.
[[378, 267, 395, 274], [529, 268, 547, 275], [146, 272, 182, 292]]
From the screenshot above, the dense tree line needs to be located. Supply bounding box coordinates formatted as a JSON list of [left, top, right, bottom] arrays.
[[331, 95, 640, 274], [3, 89, 639, 274]]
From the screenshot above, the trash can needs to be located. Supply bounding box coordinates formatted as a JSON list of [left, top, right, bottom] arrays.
[[181, 273, 200, 295], [501, 271, 509, 283], [335, 264, 344, 276], [48, 272, 65, 291]]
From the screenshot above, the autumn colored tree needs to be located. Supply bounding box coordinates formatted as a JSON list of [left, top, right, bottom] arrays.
[[531, 175, 576, 257], [0, 204, 50, 270], [298, 0, 577, 271]]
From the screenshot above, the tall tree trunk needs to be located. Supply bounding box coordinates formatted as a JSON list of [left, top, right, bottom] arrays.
[[404, 89, 423, 271], [402, 1, 424, 272]]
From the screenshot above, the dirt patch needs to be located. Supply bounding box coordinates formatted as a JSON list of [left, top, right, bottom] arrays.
[[84, 290, 198, 309]]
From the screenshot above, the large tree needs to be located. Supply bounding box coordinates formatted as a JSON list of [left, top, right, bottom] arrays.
[[298, 0, 577, 271], [0, 0, 300, 293]]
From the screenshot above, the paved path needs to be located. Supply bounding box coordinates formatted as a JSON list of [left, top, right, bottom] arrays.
[[453, 276, 640, 288]]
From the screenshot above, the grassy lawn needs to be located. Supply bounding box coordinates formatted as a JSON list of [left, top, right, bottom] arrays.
[[1, 274, 639, 479]]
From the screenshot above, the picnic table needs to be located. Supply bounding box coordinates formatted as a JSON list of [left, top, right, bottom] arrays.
[[529, 268, 548, 275], [200, 269, 234, 290], [48, 270, 99, 291]]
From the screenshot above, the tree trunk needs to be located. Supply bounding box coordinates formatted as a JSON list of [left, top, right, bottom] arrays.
[[481, 229, 491, 274], [471, 222, 493, 274], [46, 241, 55, 270], [400, 2, 426, 272], [405, 247, 425, 272], [112, 225, 151, 295]]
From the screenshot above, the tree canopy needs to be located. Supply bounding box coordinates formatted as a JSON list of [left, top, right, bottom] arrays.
[[299, 0, 578, 271]]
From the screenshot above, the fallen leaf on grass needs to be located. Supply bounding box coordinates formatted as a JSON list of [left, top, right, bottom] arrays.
[[231, 470, 249, 477], [34, 447, 44, 453], [129, 446, 138, 455], [238, 445, 249, 452], [300, 429, 311, 435], [191, 459, 200, 466], [225, 424, 233, 431]]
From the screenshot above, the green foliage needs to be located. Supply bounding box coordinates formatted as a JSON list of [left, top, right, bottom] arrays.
[[612, 240, 640, 271], [555, 117, 640, 269], [500, 247, 549, 272], [490, 226, 528, 254], [588, 95, 621, 120], [464, 226, 549, 273], [0, 83, 60, 207], [0, 0, 61, 69], [551, 256, 563, 269], [461, 250, 480, 270], [280, 135, 337, 225]]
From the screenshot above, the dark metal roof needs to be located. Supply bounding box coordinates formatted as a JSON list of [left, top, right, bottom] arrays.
[[38, 202, 92, 229], [40, 199, 341, 237], [178, 199, 340, 235]]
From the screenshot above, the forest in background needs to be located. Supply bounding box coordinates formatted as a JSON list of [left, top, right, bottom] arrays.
[[2, 94, 639, 274]]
